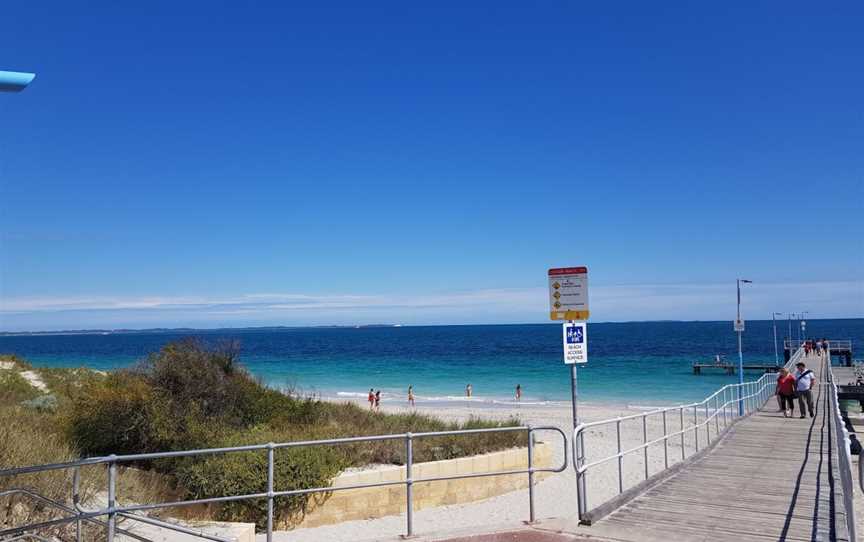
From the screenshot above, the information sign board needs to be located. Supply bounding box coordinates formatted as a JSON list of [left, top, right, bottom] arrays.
[[548, 267, 589, 320], [562, 322, 588, 364]]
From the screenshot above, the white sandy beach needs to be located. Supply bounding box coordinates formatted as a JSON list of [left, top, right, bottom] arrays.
[[262, 397, 708, 541]]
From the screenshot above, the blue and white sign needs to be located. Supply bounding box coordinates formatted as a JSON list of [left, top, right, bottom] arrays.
[[562, 322, 588, 364]]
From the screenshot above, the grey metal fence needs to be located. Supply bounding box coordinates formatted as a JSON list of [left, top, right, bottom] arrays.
[[826, 355, 858, 541], [572, 347, 805, 521], [1, 425, 567, 541]]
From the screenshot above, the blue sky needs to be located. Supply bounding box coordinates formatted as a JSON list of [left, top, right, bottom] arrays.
[[1, 2, 862, 331]]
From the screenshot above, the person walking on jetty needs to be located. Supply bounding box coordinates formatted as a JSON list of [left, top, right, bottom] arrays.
[[368, 388, 375, 410], [407, 385, 415, 407], [794, 362, 816, 418], [775, 368, 796, 418]]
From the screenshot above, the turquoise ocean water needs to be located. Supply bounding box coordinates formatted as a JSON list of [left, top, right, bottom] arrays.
[[1, 320, 861, 407]]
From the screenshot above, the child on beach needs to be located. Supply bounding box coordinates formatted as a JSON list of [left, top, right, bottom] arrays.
[[407, 385, 415, 407], [368, 389, 375, 410], [374, 390, 381, 411], [466, 384, 472, 398], [515, 384, 522, 402]]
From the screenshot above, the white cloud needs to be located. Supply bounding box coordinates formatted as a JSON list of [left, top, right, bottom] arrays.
[[1, 280, 861, 331]]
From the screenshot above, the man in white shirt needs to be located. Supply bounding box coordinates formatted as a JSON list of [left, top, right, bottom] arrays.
[[794, 362, 815, 419]]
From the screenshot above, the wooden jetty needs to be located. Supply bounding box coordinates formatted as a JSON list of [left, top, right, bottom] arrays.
[[692, 362, 782, 374], [785, 339, 853, 365], [536, 349, 855, 542]]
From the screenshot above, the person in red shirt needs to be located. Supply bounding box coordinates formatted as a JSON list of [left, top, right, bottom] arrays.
[[775, 368, 796, 418]]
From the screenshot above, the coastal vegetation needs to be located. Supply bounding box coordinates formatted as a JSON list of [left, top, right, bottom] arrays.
[[0, 342, 523, 530]]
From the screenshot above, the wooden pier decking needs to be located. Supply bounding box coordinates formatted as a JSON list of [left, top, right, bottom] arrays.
[[556, 352, 853, 542]]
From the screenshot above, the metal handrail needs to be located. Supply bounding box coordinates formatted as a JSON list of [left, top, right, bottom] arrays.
[[826, 354, 858, 540], [573, 347, 805, 520], [784, 339, 852, 349], [0, 425, 568, 541], [0, 488, 152, 542]]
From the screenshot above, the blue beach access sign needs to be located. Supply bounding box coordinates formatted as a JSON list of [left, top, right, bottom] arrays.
[[562, 322, 588, 364]]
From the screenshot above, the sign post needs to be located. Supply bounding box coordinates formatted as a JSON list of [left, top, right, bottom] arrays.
[[550, 266, 589, 513]]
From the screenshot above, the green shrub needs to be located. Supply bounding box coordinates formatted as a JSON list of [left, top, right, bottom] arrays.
[[175, 432, 345, 529], [0, 369, 43, 405], [70, 374, 153, 456]]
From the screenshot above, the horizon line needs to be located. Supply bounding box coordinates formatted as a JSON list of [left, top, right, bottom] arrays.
[[2, 317, 861, 336]]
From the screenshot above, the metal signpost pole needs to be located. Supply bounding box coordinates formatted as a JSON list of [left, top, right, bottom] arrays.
[[772, 312, 780, 365], [548, 266, 589, 516], [570, 351, 579, 429], [736, 279, 752, 416]]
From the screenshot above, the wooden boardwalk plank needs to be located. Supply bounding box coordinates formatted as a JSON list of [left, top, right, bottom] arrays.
[[587, 354, 851, 542]]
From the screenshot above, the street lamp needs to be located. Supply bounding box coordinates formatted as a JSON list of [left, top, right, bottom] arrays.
[[800, 311, 809, 342], [772, 312, 783, 365], [788, 313, 793, 351], [736, 279, 752, 416], [0, 70, 36, 93]]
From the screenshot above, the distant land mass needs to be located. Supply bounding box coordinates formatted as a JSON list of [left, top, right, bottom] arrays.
[[0, 324, 404, 337]]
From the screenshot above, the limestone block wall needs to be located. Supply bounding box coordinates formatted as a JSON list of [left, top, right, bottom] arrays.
[[293, 442, 553, 529]]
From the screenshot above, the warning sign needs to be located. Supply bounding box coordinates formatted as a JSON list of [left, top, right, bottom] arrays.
[[548, 267, 589, 320]]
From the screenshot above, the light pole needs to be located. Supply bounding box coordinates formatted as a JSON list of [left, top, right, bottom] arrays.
[[736, 279, 753, 416], [0, 70, 36, 92], [800, 311, 809, 343], [788, 313, 793, 351], [772, 312, 782, 365]]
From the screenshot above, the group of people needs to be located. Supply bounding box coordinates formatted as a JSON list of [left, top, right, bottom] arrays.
[[774, 361, 816, 418], [366, 383, 524, 411], [803, 338, 830, 356], [368, 385, 416, 411]]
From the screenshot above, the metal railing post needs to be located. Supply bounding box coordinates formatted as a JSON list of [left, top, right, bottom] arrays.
[[714, 395, 720, 436], [576, 429, 587, 519], [266, 443, 274, 542], [662, 410, 668, 469], [72, 467, 82, 542], [106, 457, 117, 542], [679, 407, 685, 460], [616, 419, 623, 493], [723, 388, 728, 427], [704, 401, 710, 443], [527, 428, 535, 523], [405, 433, 414, 537], [642, 416, 649, 480], [693, 407, 699, 451]]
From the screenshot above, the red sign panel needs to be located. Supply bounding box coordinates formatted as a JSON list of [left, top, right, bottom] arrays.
[[548, 267, 588, 276]]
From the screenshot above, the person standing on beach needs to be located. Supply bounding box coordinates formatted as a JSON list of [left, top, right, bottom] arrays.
[[407, 385, 415, 407], [794, 362, 815, 418], [775, 368, 796, 418], [368, 388, 375, 410], [466, 384, 472, 398], [374, 390, 381, 412], [515, 384, 522, 402]]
